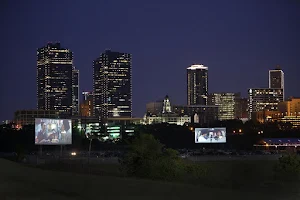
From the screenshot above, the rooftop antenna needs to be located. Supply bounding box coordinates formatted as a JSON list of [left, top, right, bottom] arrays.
[[276, 65, 281, 70]]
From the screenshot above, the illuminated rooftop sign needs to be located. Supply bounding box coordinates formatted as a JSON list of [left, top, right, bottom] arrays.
[[187, 65, 208, 70]]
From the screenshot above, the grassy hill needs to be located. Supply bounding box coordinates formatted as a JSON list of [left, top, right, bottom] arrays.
[[0, 158, 299, 200]]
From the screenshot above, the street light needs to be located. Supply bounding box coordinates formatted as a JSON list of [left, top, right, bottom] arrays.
[[87, 133, 97, 164], [104, 123, 108, 139]]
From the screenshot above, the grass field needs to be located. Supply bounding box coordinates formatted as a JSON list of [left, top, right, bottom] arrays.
[[1, 158, 300, 200]]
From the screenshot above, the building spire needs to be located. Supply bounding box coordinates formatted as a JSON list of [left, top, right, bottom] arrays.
[[162, 95, 172, 113]]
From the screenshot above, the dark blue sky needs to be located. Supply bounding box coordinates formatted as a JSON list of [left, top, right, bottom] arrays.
[[0, 0, 299, 121]]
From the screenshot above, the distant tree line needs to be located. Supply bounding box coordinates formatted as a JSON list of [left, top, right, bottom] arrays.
[[0, 119, 299, 153]]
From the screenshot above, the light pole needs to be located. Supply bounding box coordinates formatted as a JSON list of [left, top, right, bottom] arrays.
[[88, 136, 92, 163], [87, 134, 98, 174], [88, 123, 106, 166], [105, 123, 108, 138], [87, 133, 97, 165]]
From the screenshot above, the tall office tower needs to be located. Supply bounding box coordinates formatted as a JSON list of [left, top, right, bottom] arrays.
[[37, 42, 79, 117], [208, 92, 240, 121], [269, 65, 284, 99], [72, 68, 79, 116], [248, 88, 284, 119], [187, 64, 208, 105], [93, 50, 132, 121]]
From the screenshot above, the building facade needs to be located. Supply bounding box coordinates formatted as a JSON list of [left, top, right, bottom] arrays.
[[269, 66, 284, 100], [37, 42, 79, 117], [143, 96, 191, 126], [248, 88, 284, 119], [208, 93, 240, 121], [278, 97, 300, 117], [280, 116, 300, 128], [187, 64, 208, 106], [146, 101, 163, 115], [80, 92, 93, 117], [72, 68, 79, 116], [235, 97, 248, 119], [253, 110, 281, 123], [172, 105, 219, 125], [72, 116, 141, 141], [14, 110, 59, 127], [143, 115, 191, 126], [93, 50, 132, 121]]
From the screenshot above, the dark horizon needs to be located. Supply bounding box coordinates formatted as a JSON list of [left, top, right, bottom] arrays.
[[1, 0, 300, 122]]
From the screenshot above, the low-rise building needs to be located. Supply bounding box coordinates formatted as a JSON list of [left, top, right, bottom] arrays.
[[253, 110, 281, 123], [146, 101, 163, 115], [172, 105, 219, 125], [72, 116, 140, 141], [80, 92, 94, 117], [143, 95, 191, 126], [278, 97, 300, 116], [279, 116, 300, 129]]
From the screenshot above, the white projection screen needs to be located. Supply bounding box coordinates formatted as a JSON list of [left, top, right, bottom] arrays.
[[35, 118, 72, 145], [195, 128, 226, 143]]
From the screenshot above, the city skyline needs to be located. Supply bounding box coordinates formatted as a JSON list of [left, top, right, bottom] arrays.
[[1, 1, 300, 122]]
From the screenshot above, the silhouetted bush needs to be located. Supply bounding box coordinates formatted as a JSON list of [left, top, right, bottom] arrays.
[[119, 133, 201, 181], [183, 162, 208, 181], [274, 153, 300, 180]]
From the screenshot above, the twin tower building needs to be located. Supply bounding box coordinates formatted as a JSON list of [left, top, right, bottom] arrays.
[[37, 42, 132, 121]]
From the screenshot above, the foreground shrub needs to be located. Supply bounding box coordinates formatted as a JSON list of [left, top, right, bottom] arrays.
[[119, 134, 187, 181], [184, 162, 208, 179], [274, 153, 300, 180], [147, 153, 185, 181]]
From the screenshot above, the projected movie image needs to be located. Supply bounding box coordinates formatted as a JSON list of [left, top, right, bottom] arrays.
[[195, 128, 226, 143], [35, 118, 72, 145]]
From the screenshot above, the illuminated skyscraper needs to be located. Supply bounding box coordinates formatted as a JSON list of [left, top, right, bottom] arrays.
[[72, 68, 79, 116], [93, 50, 132, 121], [187, 64, 208, 105], [248, 88, 284, 119], [269, 65, 284, 99], [208, 92, 240, 121], [37, 42, 79, 117]]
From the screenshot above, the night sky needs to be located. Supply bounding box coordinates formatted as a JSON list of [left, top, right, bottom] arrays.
[[1, 0, 300, 122]]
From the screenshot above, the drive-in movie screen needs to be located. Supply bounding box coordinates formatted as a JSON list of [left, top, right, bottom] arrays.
[[35, 118, 72, 145], [195, 128, 226, 143]]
